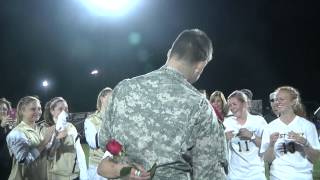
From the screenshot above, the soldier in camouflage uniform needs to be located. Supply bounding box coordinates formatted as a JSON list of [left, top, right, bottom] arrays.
[[98, 29, 227, 180]]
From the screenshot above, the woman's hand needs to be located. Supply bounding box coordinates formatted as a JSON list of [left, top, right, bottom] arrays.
[[0, 115, 9, 127], [43, 126, 55, 145], [38, 126, 55, 152], [288, 131, 308, 146], [225, 130, 235, 141], [237, 128, 252, 140], [269, 132, 280, 147], [56, 129, 68, 139], [0, 115, 13, 127]]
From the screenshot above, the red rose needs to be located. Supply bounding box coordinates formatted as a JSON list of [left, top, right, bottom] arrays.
[[106, 139, 123, 156]]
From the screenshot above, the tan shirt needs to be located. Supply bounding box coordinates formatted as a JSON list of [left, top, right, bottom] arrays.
[[84, 112, 104, 167], [7, 121, 48, 180], [46, 123, 80, 180]]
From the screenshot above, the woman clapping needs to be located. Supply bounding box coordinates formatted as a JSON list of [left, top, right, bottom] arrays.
[[6, 96, 55, 180]]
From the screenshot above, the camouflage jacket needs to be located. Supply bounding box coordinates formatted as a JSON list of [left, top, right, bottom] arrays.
[[99, 66, 227, 180]]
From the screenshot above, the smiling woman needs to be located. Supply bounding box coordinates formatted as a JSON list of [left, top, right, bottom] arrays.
[[224, 90, 267, 180], [260, 86, 320, 180], [6, 96, 55, 180]]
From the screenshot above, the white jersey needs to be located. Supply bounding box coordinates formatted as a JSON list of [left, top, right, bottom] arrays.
[[223, 113, 267, 180], [260, 116, 320, 180]]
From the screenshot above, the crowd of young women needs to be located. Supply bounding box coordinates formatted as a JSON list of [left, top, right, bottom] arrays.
[[1, 85, 319, 180]]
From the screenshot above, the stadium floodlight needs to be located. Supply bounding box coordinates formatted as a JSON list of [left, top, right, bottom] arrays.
[[80, 0, 141, 17], [91, 69, 99, 75], [42, 80, 49, 87]]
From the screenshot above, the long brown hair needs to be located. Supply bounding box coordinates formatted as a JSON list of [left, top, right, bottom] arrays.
[[210, 91, 229, 116], [0, 98, 12, 111], [43, 97, 66, 126]]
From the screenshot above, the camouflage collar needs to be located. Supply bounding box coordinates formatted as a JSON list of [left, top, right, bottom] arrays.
[[159, 66, 200, 95], [160, 65, 185, 80]]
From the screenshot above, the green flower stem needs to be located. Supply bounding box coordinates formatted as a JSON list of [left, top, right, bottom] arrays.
[[120, 166, 132, 177], [148, 163, 157, 179]]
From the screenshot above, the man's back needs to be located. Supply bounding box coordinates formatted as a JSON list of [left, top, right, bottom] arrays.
[[99, 66, 226, 179]]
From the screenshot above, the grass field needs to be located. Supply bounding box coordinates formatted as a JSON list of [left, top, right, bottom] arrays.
[[82, 144, 90, 167], [82, 144, 320, 179], [314, 159, 320, 180]]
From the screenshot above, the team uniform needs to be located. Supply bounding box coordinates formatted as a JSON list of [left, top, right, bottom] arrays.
[[223, 113, 267, 180], [6, 121, 48, 180], [84, 111, 107, 180], [47, 122, 88, 180], [260, 116, 320, 180]]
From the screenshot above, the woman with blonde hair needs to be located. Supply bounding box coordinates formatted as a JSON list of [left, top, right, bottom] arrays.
[[85, 87, 112, 180], [43, 97, 88, 180], [6, 96, 55, 180], [260, 86, 320, 180], [224, 90, 267, 180]]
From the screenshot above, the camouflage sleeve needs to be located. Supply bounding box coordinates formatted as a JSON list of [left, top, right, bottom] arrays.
[[98, 92, 113, 151], [189, 99, 227, 180], [98, 79, 128, 151]]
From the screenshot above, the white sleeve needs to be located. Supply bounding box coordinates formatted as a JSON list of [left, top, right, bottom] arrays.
[[256, 117, 267, 137], [74, 139, 88, 180], [260, 125, 271, 154], [102, 150, 113, 159], [6, 130, 40, 165], [68, 125, 88, 180], [84, 119, 98, 149]]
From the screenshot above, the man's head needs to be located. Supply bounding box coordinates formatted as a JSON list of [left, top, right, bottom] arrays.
[[269, 92, 279, 116], [167, 29, 213, 83]]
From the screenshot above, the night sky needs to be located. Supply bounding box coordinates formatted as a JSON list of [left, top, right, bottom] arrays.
[[1, 0, 319, 114]]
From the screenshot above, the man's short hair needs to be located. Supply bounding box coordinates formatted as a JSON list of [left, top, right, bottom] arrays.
[[269, 92, 276, 102], [168, 29, 213, 63]]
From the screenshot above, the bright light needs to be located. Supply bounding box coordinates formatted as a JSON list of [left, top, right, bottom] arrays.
[[91, 69, 99, 75], [42, 80, 49, 87], [80, 0, 141, 17]]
